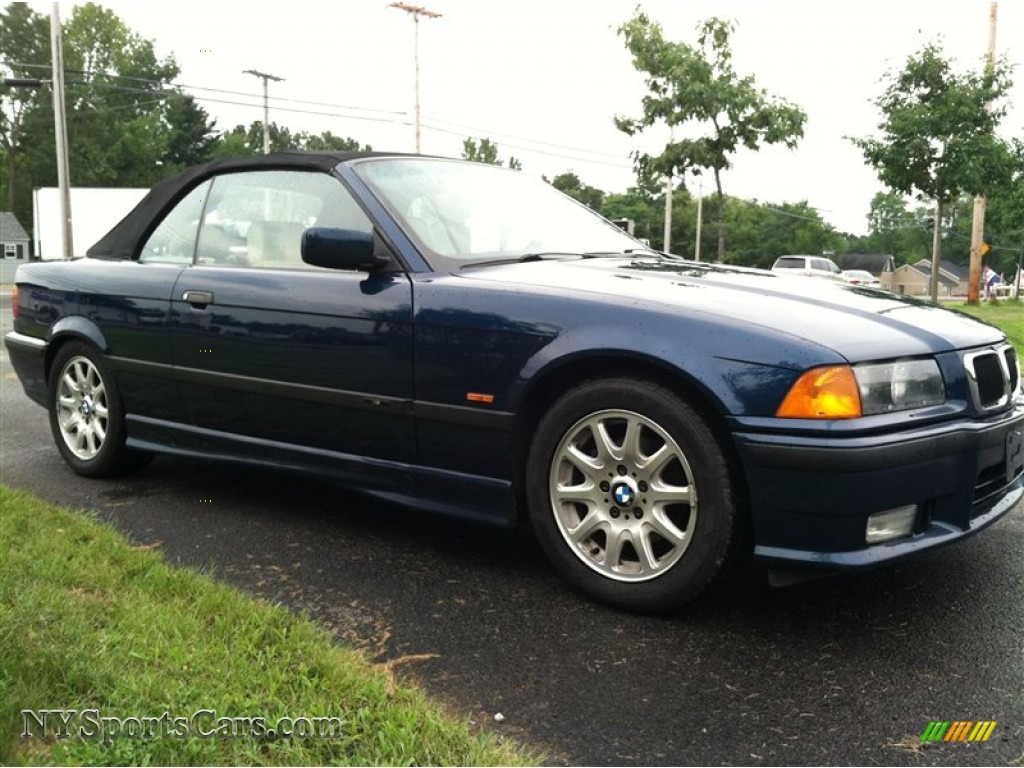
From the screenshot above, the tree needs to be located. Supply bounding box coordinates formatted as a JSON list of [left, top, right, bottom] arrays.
[[708, 198, 843, 268], [300, 131, 371, 153], [866, 191, 908, 256], [1, 2, 51, 213], [61, 3, 179, 187], [461, 137, 520, 169], [209, 128, 256, 160], [1, 3, 189, 230], [211, 121, 300, 157], [162, 94, 218, 171], [551, 171, 605, 211], [851, 43, 1013, 302], [210, 124, 371, 158], [856, 193, 938, 265], [984, 139, 1024, 287], [600, 186, 661, 246], [616, 13, 806, 262]]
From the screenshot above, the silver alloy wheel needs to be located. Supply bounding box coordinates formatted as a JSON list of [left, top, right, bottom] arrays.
[[55, 355, 110, 461], [549, 409, 698, 582]]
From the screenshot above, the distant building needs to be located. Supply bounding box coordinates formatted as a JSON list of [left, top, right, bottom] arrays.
[[839, 253, 895, 276], [0, 212, 30, 260], [885, 261, 962, 297]]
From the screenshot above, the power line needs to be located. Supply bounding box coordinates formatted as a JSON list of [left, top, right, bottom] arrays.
[[3, 59, 409, 122], [420, 112, 629, 160], [7, 59, 636, 168]]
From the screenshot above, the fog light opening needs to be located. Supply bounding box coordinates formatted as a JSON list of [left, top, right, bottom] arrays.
[[866, 505, 918, 544]]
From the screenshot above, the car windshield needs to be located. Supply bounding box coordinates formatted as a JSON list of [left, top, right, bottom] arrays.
[[353, 157, 646, 271]]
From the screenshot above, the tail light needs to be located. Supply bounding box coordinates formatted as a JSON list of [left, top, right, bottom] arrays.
[[10, 284, 17, 320]]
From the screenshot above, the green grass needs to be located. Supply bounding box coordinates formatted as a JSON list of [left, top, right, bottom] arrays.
[[950, 300, 1024, 350], [0, 484, 536, 766]]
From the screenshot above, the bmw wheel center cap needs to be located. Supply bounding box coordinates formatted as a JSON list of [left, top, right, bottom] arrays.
[[612, 482, 635, 506]]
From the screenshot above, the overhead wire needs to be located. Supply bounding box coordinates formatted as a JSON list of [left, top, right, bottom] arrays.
[[5, 60, 908, 227], [3, 58, 638, 169]]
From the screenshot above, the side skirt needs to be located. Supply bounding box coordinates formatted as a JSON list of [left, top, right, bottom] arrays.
[[126, 415, 517, 527]]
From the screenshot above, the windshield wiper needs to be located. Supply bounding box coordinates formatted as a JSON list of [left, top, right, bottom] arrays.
[[584, 248, 664, 258], [462, 249, 660, 270], [461, 252, 589, 269]]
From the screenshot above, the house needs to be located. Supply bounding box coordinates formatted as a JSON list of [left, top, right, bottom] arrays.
[[913, 259, 970, 296], [884, 261, 961, 297], [0, 212, 30, 260], [839, 253, 896, 277]]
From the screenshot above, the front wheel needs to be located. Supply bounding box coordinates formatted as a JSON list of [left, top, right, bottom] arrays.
[[48, 342, 152, 477], [525, 377, 741, 612]]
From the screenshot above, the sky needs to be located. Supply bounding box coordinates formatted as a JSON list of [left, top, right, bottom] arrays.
[[26, 0, 1024, 235]]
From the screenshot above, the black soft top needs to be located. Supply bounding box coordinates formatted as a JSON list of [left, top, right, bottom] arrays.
[[86, 151, 394, 260]]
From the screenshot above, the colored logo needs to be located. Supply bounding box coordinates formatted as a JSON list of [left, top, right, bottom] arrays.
[[921, 721, 997, 742], [613, 483, 634, 506]]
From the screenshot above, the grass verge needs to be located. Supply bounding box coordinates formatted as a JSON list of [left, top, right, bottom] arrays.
[[950, 300, 1023, 351], [0, 484, 536, 766]]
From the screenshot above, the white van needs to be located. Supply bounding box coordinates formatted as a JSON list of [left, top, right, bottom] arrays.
[[771, 255, 843, 280]]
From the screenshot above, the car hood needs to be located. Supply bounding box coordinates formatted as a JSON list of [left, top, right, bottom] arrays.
[[454, 257, 1004, 362]]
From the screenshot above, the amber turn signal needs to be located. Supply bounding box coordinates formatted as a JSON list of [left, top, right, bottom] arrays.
[[776, 365, 862, 419]]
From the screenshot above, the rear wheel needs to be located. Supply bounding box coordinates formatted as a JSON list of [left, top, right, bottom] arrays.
[[526, 377, 741, 612], [49, 342, 152, 477]]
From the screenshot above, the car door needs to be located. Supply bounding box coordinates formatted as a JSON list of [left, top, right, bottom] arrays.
[[168, 168, 415, 462], [99, 181, 210, 422]]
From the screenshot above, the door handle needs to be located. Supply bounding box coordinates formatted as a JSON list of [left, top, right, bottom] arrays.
[[182, 290, 214, 308]]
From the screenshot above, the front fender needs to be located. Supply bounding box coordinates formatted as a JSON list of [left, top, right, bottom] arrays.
[[510, 319, 834, 419]]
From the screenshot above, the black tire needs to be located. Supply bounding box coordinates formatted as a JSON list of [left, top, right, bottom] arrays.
[[48, 341, 153, 478], [525, 377, 741, 613]]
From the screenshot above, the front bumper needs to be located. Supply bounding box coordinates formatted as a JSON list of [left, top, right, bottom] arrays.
[[733, 403, 1024, 568]]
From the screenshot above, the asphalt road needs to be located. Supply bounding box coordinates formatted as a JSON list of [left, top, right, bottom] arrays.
[[2, 294, 1022, 766]]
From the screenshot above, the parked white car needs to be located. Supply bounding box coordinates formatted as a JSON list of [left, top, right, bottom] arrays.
[[771, 255, 843, 280], [841, 269, 882, 287]]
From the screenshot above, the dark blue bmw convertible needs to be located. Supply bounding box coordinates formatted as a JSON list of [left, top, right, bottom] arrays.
[[6, 152, 1023, 612]]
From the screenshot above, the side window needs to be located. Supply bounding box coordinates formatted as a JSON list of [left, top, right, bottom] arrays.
[[139, 181, 211, 264], [195, 170, 372, 270]]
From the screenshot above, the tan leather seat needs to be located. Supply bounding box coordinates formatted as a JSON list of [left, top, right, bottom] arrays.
[[247, 221, 305, 268]]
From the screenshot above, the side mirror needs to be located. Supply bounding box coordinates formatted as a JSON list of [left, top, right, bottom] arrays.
[[301, 227, 390, 271]]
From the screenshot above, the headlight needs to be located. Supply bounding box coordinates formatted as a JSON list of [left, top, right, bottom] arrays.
[[854, 359, 945, 414], [777, 359, 945, 419]]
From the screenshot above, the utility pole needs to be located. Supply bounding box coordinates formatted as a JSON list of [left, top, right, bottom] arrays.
[[968, 1, 998, 304], [663, 173, 673, 254], [50, 4, 73, 258], [243, 69, 284, 154], [930, 201, 943, 304], [694, 178, 703, 262], [662, 125, 674, 253], [389, 2, 441, 153]]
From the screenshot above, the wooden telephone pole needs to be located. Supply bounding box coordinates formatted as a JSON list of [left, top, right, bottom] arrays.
[[389, 2, 442, 153], [968, 2, 998, 304], [243, 69, 284, 155], [50, 3, 73, 257]]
